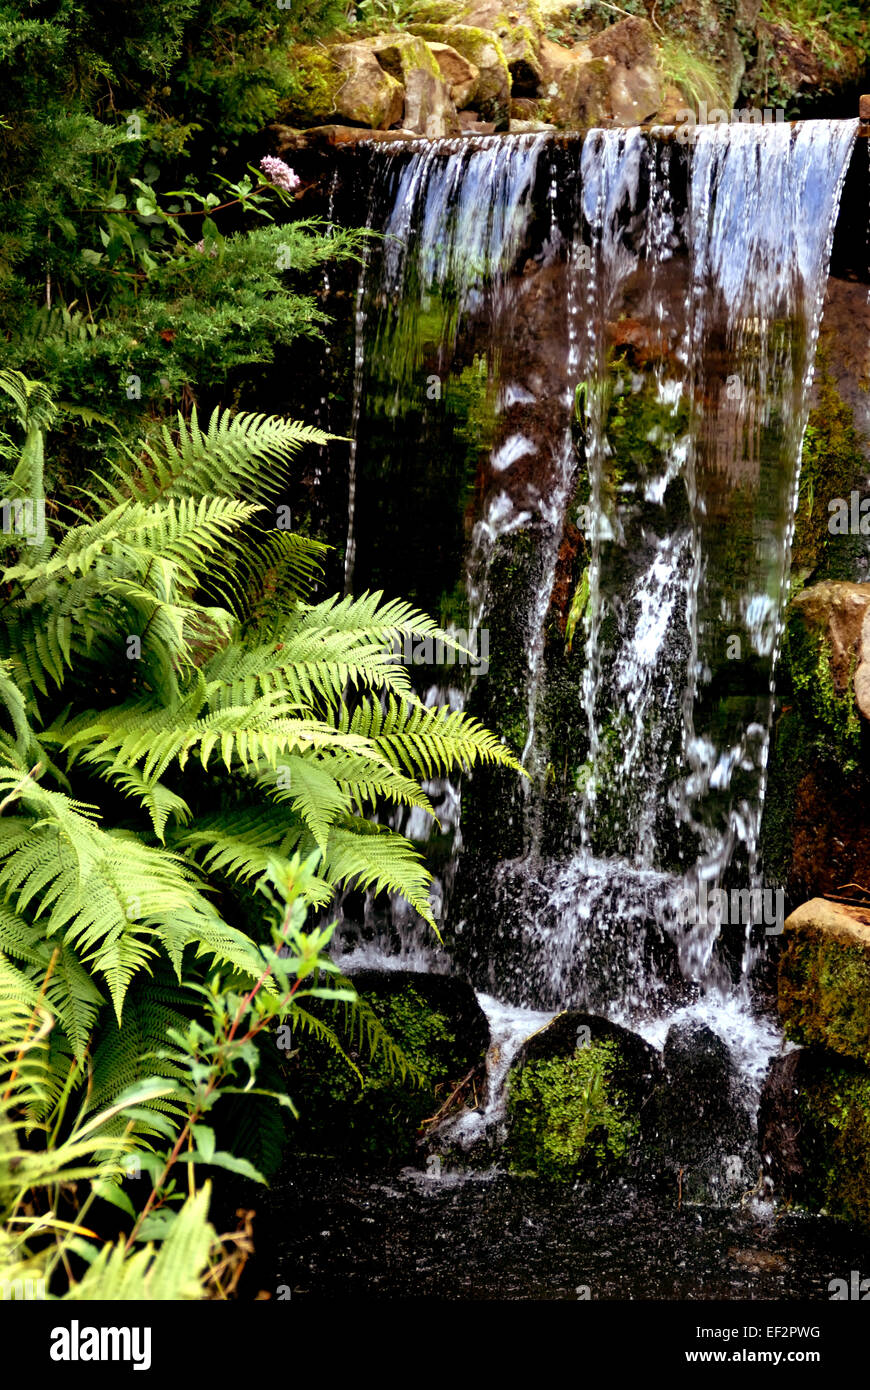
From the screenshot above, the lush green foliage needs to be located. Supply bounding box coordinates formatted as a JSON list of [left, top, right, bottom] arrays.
[[0, 367, 519, 1293], [0, 0, 516, 1304]]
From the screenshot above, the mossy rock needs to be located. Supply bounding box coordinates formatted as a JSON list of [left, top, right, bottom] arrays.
[[785, 581, 869, 772], [280, 46, 343, 126], [364, 31, 459, 135], [454, 0, 544, 94], [505, 1011, 661, 1181], [759, 1046, 870, 1230], [409, 23, 511, 125], [779, 898, 870, 1065], [793, 360, 869, 585], [284, 971, 488, 1162]]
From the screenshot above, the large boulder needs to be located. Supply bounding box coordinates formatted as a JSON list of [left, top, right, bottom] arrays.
[[410, 23, 511, 127], [643, 1020, 754, 1202], [779, 898, 870, 1064], [538, 20, 663, 129], [539, 46, 611, 129], [504, 1011, 662, 1180], [284, 969, 489, 1162], [280, 45, 344, 127], [586, 17, 663, 125], [759, 1047, 870, 1230], [364, 32, 460, 136], [331, 42, 405, 129]]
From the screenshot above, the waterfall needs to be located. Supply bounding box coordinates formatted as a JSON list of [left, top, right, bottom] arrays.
[[333, 120, 857, 1111]]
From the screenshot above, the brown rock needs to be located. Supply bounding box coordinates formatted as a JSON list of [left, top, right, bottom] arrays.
[[540, 51, 610, 129], [410, 24, 511, 127], [331, 43, 405, 130], [456, 0, 544, 93], [609, 61, 664, 125], [270, 123, 419, 152], [586, 16, 657, 68], [365, 32, 460, 136], [791, 580, 870, 697], [428, 41, 480, 109], [458, 110, 496, 134], [857, 608, 870, 719], [586, 17, 662, 125]]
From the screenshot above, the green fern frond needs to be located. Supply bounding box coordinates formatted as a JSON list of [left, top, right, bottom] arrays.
[[109, 406, 331, 506], [63, 1184, 216, 1300]]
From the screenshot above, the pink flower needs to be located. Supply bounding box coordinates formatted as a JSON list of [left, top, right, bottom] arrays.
[[259, 156, 301, 193], [194, 238, 217, 257]]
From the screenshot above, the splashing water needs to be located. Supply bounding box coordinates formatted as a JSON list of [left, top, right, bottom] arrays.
[[332, 121, 857, 1132]]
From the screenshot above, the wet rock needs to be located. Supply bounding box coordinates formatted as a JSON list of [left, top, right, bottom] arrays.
[[759, 1046, 870, 1230], [428, 41, 480, 109], [761, 576, 870, 906], [647, 1020, 753, 1199], [779, 897, 870, 1064], [757, 1049, 807, 1193], [365, 32, 460, 136], [791, 580, 870, 717], [514, 1011, 661, 1092], [284, 969, 489, 1163], [410, 23, 511, 127], [331, 42, 405, 130], [504, 1012, 662, 1180]]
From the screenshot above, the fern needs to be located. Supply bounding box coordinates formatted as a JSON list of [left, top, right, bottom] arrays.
[[0, 378, 521, 1296]]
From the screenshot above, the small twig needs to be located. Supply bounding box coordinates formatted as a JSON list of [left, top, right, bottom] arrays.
[[420, 1065, 479, 1135]]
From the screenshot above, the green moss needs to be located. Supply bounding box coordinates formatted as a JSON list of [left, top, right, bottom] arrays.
[[506, 1039, 639, 1181], [785, 605, 862, 771], [280, 46, 341, 125], [760, 704, 806, 887], [780, 927, 870, 1063], [798, 1063, 870, 1229], [287, 985, 462, 1160], [595, 350, 691, 523], [793, 356, 868, 584], [408, 23, 512, 124]]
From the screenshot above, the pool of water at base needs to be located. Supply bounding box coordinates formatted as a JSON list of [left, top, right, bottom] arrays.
[[233, 1163, 870, 1300]]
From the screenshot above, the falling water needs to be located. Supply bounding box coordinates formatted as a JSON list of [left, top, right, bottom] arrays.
[[332, 120, 857, 1134]]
